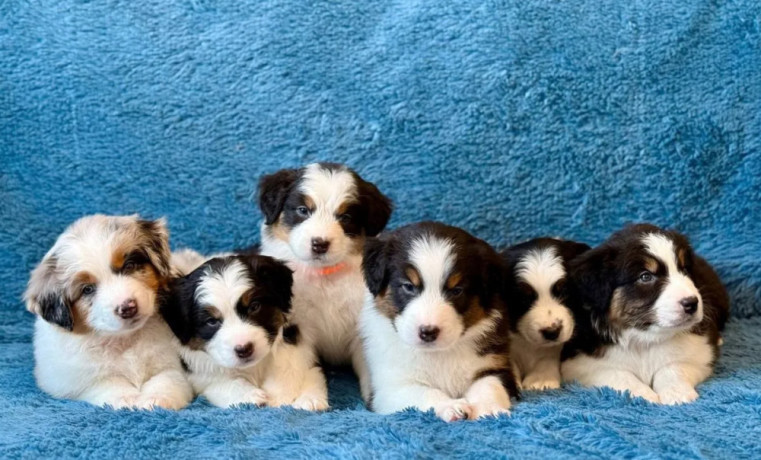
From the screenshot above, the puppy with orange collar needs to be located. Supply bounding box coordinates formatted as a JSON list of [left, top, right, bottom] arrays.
[[257, 163, 392, 402]]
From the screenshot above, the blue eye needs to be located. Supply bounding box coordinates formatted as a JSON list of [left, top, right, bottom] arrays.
[[401, 282, 416, 294], [205, 317, 221, 327], [82, 284, 96, 295], [296, 206, 310, 217], [449, 286, 464, 297], [639, 272, 655, 283]]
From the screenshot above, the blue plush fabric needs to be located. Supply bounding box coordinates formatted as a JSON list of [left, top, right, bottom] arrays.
[[1, 1, 760, 458]]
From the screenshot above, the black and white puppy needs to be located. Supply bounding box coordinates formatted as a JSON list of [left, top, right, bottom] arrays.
[[502, 238, 590, 391], [161, 254, 327, 409], [257, 162, 392, 401], [561, 224, 730, 405], [24, 214, 193, 409], [360, 222, 517, 421]]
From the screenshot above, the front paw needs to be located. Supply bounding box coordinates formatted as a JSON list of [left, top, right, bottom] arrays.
[[290, 394, 329, 412], [434, 399, 473, 422], [470, 400, 511, 419], [107, 393, 141, 409], [657, 386, 699, 405], [522, 373, 561, 391], [626, 387, 661, 404], [137, 394, 188, 411], [232, 388, 269, 408]]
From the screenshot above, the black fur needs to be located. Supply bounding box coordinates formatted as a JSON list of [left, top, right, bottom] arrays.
[[136, 218, 172, 278], [258, 168, 301, 225], [39, 292, 73, 332]]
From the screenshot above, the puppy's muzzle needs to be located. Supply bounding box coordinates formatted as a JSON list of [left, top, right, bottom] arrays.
[[116, 299, 138, 319]]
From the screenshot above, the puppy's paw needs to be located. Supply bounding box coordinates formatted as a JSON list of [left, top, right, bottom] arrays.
[[627, 387, 661, 404], [233, 388, 269, 408], [470, 400, 511, 419], [105, 393, 141, 409], [522, 373, 561, 391], [291, 394, 329, 412], [657, 386, 699, 405], [137, 394, 187, 411], [434, 399, 473, 422]]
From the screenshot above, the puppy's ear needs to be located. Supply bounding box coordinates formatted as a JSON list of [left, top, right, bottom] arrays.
[[356, 177, 392, 237], [363, 236, 393, 296], [476, 244, 508, 306], [245, 255, 294, 313], [557, 240, 592, 262], [137, 217, 172, 279], [160, 276, 197, 344], [258, 169, 300, 225], [569, 245, 617, 313], [24, 254, 74, 331]]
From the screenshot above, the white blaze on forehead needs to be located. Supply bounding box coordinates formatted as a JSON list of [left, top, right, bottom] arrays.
[[53, 215, 133, 279], [516, 247, 565, 293], [409, 235, 455, 291], [299, 164, 357, 214], [643, 233, 679, 274], [195, 260, 252, 316]]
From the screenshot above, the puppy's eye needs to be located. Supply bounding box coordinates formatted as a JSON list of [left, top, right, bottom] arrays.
[[338, 213, 352, 223], [249, 302, 261, 313], [296, 206, 310, 217], [401, 282, 416, 294], [448, 286, 464, 297], [205, 317, 221, 327], [82, 284, 96, 296], [122, 261, 137, 272], [638, 271, 655, 283]]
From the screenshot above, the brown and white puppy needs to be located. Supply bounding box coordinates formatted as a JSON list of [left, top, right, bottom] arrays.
[[24, 214, 193, 409], [257, 162, 392, 402], [561, 223, 730, 405], [360, 222, 518, 421], [501, 238, 590, 391], [161, 254, 327, 410]]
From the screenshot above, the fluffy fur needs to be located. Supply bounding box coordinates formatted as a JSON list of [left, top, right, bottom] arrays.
[[502, 238, 590, 391], [23, 214, 193, 409], [561, 224, 730, 405], [161, 253, 327, 410], [360, 221, 517, 421], [257, 162, 392, 402]]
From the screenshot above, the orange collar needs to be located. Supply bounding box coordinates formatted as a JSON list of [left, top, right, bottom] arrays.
[[307, 262, 348, 277]]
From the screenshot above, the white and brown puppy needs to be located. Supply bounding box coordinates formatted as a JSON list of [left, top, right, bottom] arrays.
[[161, 254, 327, 410], [561, 224, 730, 405], [24, 214, 193, 409], [360, 222, 518, 421], [257, 162, 392, 401], [501, 238, 590, 391]]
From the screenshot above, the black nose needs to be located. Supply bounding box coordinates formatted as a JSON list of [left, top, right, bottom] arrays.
[[234, 343, 254, 359], [116, 299, 137, 319], [311, 238, 331, 255], [418, 325, 440, 343], [680, 296, 699, 315], [540, 325, 562, 341]]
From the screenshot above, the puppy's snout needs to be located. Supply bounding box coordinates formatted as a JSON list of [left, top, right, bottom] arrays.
[[311, 238, 331, 255], [418, 325, 440, 343], [116, 299, 138, 319], [540, 324, 562, 341], [234, 342, 254, 359], [680, 296, 699, 315]]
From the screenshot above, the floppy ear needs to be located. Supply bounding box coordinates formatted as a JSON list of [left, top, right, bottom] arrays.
[[159, 276, 197, 344], [476, 244, 508, 305], [258, 169, 300, 225], [356, 177, 392, 237], [362, 236, 393, 296], [245, 255, 294, 313], [569, 245, 617, 313], [137, 217, 172, 279], [24, 254, 73, 331], [557, 240, 592, 262]]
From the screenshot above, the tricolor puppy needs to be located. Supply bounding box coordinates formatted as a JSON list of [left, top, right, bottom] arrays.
[[501, 238, 590, 391], [257, 162, 392, 401], [561, 224, 729, 405], [24, 215, 193, 409], [161, 254, 327, 410], [360, 222, 517, 421]]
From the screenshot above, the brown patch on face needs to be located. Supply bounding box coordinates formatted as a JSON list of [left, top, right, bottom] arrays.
[[349, 235, 365, 255], [131, 264, 161, 292], [609, 287, 624, 325], [405, 267, 421, 288], [446, 272, 462, 290], [608, 287, 654, 331], [110, 245, 127, 272], [462, 297, 488, 329], [677, 249, 686, 268], [644, 257, 658, 274], [267, 217, 292, 243], [374, 291, 397, 320], [303, 195, 315, 211], [240, 289, 254, 307], [335, 200, 354, 216], [187, 337, 206, 351], [69, 298, 93, 334]]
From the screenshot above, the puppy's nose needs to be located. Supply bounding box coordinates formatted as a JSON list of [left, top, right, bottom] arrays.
[[116, 299, 137, 319], [680, 296, 699, 315], [540, 325, 562, 341], [418, 325, 440, 343], [311, 238, 331, 255], [234, 343, 254, 359]]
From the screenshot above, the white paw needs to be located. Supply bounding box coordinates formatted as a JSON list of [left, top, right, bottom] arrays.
[[470, 401, 511, 419], [290, 394, 329, 412], [434, 399, 473, 422], [106, 393, 141, 409], [137, 395, 187, 411], [626, 387, 661, 404], [231, 388, 269, 408], [522, 374, 561, 391], [657, 387, 699, 405]]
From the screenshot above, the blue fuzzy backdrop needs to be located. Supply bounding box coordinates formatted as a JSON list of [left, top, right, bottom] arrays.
[[1, 1, 760, 458]]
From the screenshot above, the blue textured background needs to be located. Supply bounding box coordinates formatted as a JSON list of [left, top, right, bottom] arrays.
[[1, 1, 760, 458]]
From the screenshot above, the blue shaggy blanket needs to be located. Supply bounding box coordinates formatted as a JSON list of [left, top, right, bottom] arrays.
[[1, 0, 760, 458]]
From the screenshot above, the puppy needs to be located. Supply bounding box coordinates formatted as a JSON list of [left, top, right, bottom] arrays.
[[360, 222, 517, 421], [561, 223, 730, 405], [24, 215, 193, 409], [257, 162, 392, 401], [502, 238, 590, 391], [161, 254, 328, 409]]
